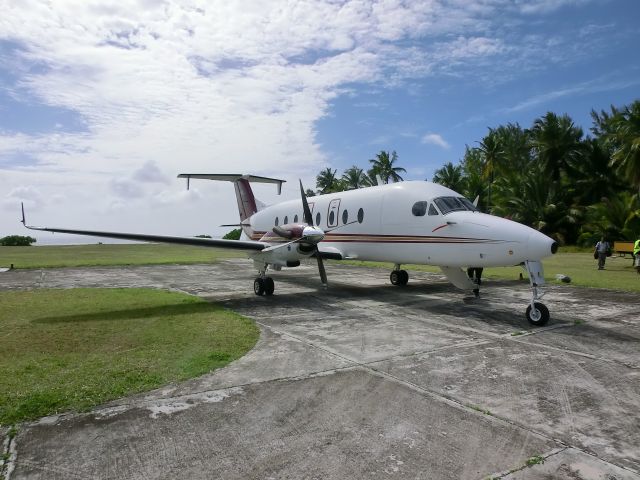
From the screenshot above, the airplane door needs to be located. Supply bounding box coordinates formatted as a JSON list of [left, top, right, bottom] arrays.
[[327, 199, 340, 228]]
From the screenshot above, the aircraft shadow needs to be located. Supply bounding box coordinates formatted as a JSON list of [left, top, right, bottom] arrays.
[[32, 302, 216, 324], [220, 271, 557, 330]]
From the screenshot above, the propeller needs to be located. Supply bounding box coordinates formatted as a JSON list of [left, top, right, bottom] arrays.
[[299, 180, 328, 287]]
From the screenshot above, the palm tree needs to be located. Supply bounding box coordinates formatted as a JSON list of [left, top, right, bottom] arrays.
[[529, 112, 585, 182], [492, 162, 580, 244], [461, 147, 487, 210], [477, 129, 504, 212], [585, 191, 640, 240], [607, 100, 640, 193], [493, 123, 532, 175], [316, 168, 341, 194], [432, 162, 465, 192], [571, 138, 620, 206], [368, 150, 406, 184], [341, 166, 371, 190]]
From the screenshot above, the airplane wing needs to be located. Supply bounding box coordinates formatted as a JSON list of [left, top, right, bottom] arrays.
[[23, 224, 268, 251], [20, 206, 267, 251]]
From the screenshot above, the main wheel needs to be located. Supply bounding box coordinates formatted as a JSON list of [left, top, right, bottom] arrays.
[[525, 302, 549, 326], [390, 270, 401, 285], [264, 276, 275, 296], [399, 270, 409, 285], [254, 277, 265, 296]]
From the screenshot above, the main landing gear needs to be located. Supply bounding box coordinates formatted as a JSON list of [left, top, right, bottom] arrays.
[[524, 260, 550, 326], [254, 264, 275, 296], [390, 265, 409, 286], [253, 276, 274, 296]]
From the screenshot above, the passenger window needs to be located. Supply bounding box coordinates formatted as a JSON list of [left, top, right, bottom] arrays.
[[329, 211, 335, 225], [284, 216, 288, 224], [357, 208, 364, 223], [428, 204, 439, 216], [315, 212, 321, 226], [275, 217, 279, 226], [342, 210, 348, 224], [294, 214, 298, 223], [412, 201, 428, 216]]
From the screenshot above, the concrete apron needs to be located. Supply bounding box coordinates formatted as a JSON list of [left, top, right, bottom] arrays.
[[1, 260, 639, 480]]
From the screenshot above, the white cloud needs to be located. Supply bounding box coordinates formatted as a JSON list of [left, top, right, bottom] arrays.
[[421, 133, 450, 149], [133, 161, 170, 184], [2, 185, 44, 211], [0, 0, 606, 239], [515, 0, 594, 15], [109, 178, 145, 199]]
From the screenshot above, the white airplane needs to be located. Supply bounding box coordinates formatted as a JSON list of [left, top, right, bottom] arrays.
[[21, 173, 558, 326]]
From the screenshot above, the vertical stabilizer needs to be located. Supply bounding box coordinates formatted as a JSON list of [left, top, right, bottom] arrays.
[[177, 174, 285, 234], [234, 178, 258, 221]]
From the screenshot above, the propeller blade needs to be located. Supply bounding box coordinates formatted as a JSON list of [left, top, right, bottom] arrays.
[[315, 248, 328, 286], [299, 180, 314, 226]]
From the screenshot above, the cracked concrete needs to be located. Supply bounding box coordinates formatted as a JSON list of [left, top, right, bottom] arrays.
[[1, 259, 639, 479]]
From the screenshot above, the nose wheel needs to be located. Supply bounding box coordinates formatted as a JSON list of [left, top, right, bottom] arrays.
[[525, 302, 549, 326]]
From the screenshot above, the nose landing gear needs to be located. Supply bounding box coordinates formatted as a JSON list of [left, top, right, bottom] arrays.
[[523, 260, 549, 326]]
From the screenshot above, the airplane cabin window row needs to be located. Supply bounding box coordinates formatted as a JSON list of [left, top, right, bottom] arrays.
[[274, 206, 364, 227]]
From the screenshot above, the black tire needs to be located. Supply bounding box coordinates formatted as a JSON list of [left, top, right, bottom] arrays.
[[390, 270, 400, 285], [525, 302, 549, 326], [254, 278, 265, 296], [264, 276, 275, 296], [399, 270, 409, 285]]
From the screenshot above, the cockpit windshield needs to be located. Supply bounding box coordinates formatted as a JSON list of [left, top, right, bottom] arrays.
[[433, 196, 477, 215]]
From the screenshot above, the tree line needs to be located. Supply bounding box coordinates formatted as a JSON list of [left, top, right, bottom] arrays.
[[314, 100, 640, 246]]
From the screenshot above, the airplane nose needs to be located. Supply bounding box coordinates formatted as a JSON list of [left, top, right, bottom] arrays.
[[527, 231, 557, 259]]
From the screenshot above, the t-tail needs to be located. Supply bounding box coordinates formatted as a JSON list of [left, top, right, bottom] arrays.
[[177, 174, 285, 237]]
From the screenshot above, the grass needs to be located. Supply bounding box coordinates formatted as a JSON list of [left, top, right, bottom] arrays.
[[525, 455, 545, 466], [0, 288, 259, 425], [341, 249, 640, 293], [2, 243, 638, 292], [468, 404, 492, 416], [0, 243, 243, 269]]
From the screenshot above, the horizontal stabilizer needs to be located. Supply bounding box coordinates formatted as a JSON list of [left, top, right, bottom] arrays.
[[177, 174, 285, 194]]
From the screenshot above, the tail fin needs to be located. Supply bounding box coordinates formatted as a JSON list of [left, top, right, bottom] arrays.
[[177, 174, 285, 223]]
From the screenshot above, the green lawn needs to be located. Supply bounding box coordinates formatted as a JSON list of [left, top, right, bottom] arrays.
[[342, 250, 640, 293], [0, 243, 244, 269], [0, 288, 259, 425], [1, 243, 638, 292]]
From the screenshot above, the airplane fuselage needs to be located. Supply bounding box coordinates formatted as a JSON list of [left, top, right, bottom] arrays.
[[245, 181, 556, 268]]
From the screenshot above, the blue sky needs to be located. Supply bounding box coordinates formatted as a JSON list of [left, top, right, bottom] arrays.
[[1, 0, 639, 241]]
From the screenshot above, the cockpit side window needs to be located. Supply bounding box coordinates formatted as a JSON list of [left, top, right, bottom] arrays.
[[428, 203, 439, 216], [411, 201, 428, 216], [459, 197, 478, 212], [433, 196, 476, 215]]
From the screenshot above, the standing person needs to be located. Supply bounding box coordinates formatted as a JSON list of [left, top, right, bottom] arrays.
[[467, 267, 484, 285], [634, 237, 640, 274], [594, 237, 610, 270]]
